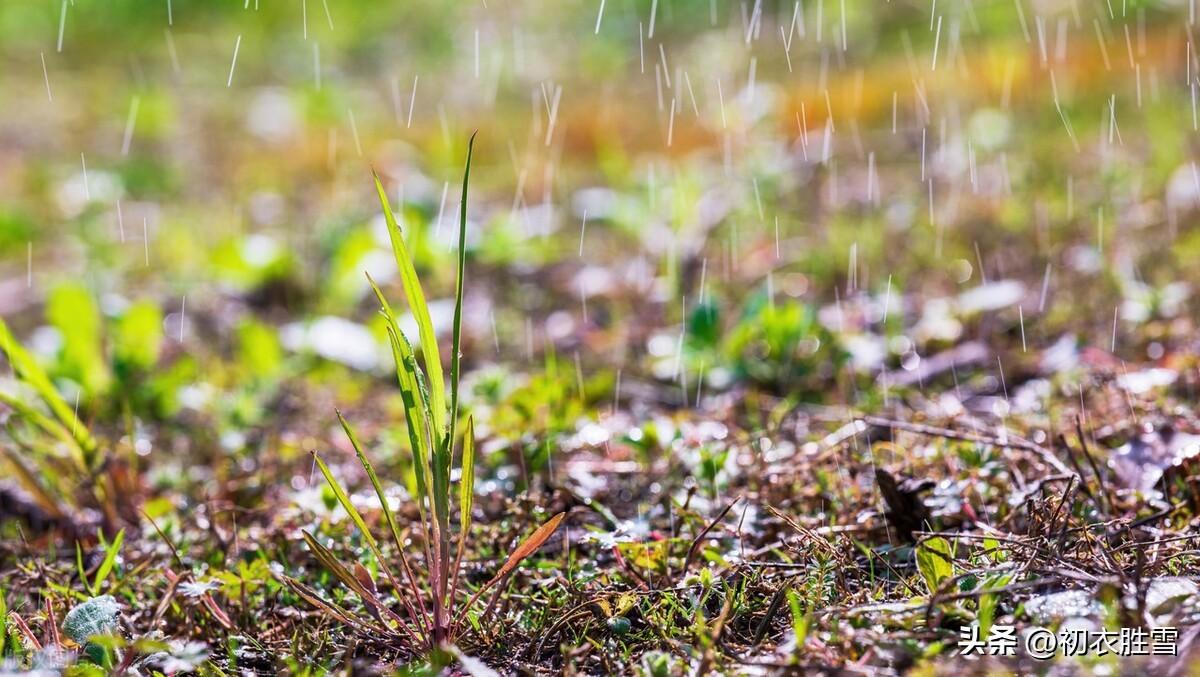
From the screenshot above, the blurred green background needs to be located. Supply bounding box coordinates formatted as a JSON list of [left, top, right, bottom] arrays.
[[0, 0, 1195, 425]]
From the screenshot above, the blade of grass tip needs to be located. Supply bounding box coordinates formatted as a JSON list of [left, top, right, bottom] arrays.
[[448, 131, 476, 451], [336, 410, 431, 639], [456, 511, 566, 627], [301, 530, 413, 639], [448, 416, 476, 619], [141, 509, 184, 569], [312, 452, 378, 552], [372, 171, 447, 444], [92, 528, 124, 593]]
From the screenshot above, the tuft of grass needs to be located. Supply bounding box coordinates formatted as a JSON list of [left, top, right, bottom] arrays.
[[0, 317, 104, 524], [297, 133, 565, 653], [0, 318, 98, 471]]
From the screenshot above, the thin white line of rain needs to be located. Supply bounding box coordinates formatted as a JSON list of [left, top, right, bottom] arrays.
[[227, 35, 242, 87], [40, 52, 53, 101], [121, 96, 140, 156], [57, 0, 68, 52], [408, 75, 418, 127]]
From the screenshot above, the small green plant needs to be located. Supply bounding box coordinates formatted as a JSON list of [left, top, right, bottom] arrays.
[[0, 289, 173, 527], [679, 291, 846, 399], [77, 528, 125, 596], [294, 133, 564, 652], [62, 595, 121, 668], [722, 294, 845, 396], [0, 317, 103, 521]]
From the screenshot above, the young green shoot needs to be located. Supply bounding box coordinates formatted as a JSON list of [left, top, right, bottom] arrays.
[[302, 133, 565, 652]]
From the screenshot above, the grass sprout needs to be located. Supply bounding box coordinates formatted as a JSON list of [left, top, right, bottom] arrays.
[[294, 133, 565, 653]]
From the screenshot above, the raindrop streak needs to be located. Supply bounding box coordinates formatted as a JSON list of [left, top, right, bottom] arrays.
[[1111, 306, 1119, 353], [121, 96, 141, 156], [1019, 306, 1027, 352], [81, 153, 90, 200], [347, 108, 363, 157], [227, 34, 242, 87], [544, 84, 562, 146], [165, 30, 181, 74], [117, 200, 126, 242], [434, 181, 449, 236], [57, 0, 67, 52], [882, 275, 893, 323], [321, 0, 334, 30], [40, 52, 53, 102], [407, 75, 419, 128], [594, 0, 605, 34], [716, 78, 727, 128], [667, 98, 676, 146], [1038, 263, 1051, 312], [638, 22, 645, 74], [313, 43, 321, 89], [931, 16, 942, 70], [579, 210, 588, 257]]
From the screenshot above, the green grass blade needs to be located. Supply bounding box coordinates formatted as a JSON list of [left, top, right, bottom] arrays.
[[282, 576, 376, 633], [387, 327, 434, 514], [76, 541, 90, 594], [313, 445, 432, 622], [301, 531, 392, 627], [0, 584, 7, 652], [371, 171, 446, 445], [0, 318, 96, 468], [0, 448, 67, 519], [447, 132, 476, 450], [336, 411, 404, 548], [0, 389, 85, 468], [333, 410, 433, 640], [458, 416, 475, 542], [367, 273, 435, 511], [92, 528, 125, 593], [311, 451, 379, 551], [787, 589, 809, 649]]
